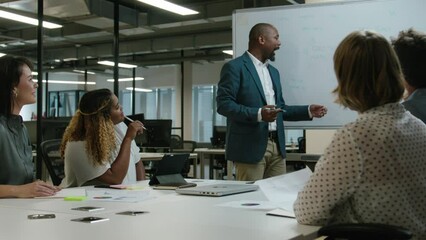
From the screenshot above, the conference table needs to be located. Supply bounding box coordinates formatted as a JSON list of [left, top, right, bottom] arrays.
[[0, 179, 319, 240]]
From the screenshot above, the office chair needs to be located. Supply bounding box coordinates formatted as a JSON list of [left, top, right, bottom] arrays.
[[170, 139, 197, 178], [317, 223, 413, 240], [40, 139, 64, 186], [291, 136, 307, 171], [297, 136, 306, 153], [182, 140, 197, 176], [170, 134, 183, 150], [182, 140, 196, 152]]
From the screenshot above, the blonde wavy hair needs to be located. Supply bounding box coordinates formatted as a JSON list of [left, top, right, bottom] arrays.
[[333, 30, 404, 113], [60, 88, 116, 166]]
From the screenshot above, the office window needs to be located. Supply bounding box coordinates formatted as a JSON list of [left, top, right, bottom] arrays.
[[192, 85, 225, 142], [120, 88, 177, 127], [47, 90, 85, 118], [285, 129, 304, 146]]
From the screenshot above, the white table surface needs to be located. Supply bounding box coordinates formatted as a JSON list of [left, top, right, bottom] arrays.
[[0, 180, 319, 240]]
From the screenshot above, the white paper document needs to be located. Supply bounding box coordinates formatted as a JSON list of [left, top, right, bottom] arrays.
[[255, 167, 312, 213], [86, 189, 151, 203], [36, 188, 87, 199], [266, 208, 295, 218], [55, 188, 87, 197]]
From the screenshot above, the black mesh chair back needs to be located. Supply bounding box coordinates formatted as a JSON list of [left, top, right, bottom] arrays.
[[40, 139, 64, 186], [297, 136, 306, 153], [181, 140, 196, 153], [170, 134, 183, 151], [318, 223, 413, 240], [170, 139, 197, 178]]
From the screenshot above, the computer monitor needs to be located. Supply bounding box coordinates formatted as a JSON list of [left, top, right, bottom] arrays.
[[41, 118, 71, 141], [23, 118, 71, 145], [124, 113, 145, 125], [211, 126, 226, 148], [139, 119, 172, 148], [127, 113, 145, 146]]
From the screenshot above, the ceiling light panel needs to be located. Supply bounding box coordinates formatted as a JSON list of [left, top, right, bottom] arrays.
[[126, 87, 152, 92], [137, 0, 199, 16], [0, 10, 62, 29], [98, 60, 137, 68], [107, 77, 144, 82]]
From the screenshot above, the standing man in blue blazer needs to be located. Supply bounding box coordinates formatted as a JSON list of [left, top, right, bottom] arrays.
[[217, 23, 327, 181]]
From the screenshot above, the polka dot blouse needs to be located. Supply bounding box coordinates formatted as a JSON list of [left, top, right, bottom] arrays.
[[293, 103, 426, 239]]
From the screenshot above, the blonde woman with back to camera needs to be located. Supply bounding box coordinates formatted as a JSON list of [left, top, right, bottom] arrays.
[[293, 30, 426, 239]]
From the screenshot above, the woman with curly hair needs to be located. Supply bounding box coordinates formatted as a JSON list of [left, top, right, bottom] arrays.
[[60, 88, 145, 187]]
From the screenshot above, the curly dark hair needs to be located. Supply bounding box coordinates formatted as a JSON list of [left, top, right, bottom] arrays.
[[61, 88, 116, 166], [391, 28, 426, 89]]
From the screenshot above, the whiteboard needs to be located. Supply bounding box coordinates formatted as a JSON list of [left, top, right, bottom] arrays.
[[233, 0, 426, 128]]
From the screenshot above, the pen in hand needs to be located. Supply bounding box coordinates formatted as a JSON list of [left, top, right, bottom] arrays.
[[124, 116, 147, 130]]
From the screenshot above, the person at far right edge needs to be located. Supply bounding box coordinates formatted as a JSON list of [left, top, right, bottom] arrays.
[[294, 30, 426, 240], [216, 23, 327, 181], [392, 28, 426, 123]]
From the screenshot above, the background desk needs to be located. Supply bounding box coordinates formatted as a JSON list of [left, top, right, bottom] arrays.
[[140, 152, 198, 161], [0, 180, 319, 240], [194, 148, 227, 179], [193, 149, 318, 180]]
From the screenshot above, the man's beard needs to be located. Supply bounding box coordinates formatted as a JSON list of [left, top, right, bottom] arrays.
[[268, 50, 277, 62]]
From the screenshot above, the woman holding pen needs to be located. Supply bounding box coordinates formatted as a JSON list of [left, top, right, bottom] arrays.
[[60, 88, 145, 187]]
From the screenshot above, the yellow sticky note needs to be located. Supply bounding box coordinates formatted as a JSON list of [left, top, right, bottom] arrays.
[[125, 186, 144, 190], [64, 196, 87, 201]]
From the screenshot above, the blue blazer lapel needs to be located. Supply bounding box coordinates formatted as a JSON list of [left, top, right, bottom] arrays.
[[242, 53, 267, 104], [268, 65, 281, 102]]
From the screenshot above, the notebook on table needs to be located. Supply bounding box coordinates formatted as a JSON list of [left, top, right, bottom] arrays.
[[148, 153, 196, 190], [175, 183, 259, 197]]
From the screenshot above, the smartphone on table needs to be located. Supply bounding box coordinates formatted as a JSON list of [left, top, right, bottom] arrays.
[[71, 216, 109, 223]]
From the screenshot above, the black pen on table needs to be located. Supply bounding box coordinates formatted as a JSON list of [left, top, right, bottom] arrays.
[[124, 116, 147, 130]]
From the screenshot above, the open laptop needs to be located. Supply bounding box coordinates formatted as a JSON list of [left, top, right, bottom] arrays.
[[148, 153, 196, 190], [175, 183, 259, 197]]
